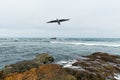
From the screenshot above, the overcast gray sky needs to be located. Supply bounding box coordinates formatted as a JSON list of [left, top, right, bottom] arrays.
[[0, 0, 120, 38]]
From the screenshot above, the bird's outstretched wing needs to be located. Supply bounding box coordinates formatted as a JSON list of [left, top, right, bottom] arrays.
[[47, 20, 58, 23], [59, 19, 70, 22]]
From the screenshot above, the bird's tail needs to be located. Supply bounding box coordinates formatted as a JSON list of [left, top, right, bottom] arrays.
[[58, 21, 60, 25]]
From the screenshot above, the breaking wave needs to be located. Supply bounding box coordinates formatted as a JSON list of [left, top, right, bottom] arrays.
[[50, 41, 120, 47]]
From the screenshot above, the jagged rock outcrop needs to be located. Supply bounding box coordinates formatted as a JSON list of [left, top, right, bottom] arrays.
[[0, 52, 120, 80], [70, 52, 120, 80]]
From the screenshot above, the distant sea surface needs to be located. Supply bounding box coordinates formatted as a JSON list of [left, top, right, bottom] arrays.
[[0, 38, 120, 69]]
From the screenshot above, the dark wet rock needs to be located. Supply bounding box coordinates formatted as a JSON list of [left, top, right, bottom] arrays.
[[85, 52, 120, 64], [3, 60, 39, 73], [50, 37, 57, 40], [72, 61, 90, 67], [64, 68, 106, 80], [71, 52, 120, 80]]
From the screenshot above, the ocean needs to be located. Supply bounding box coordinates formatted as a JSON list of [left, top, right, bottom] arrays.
[[0, 38, 120, 69]]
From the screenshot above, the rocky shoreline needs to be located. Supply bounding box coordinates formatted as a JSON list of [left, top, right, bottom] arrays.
[[0, 52, 120, 80]]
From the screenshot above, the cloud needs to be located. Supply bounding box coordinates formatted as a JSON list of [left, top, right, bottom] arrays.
[[0, 0, 120, 37]]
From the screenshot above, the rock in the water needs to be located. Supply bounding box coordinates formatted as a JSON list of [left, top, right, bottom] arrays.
[[34, 53, 54, 64]]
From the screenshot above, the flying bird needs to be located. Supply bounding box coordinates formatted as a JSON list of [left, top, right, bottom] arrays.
[[47, 19, 70, 25]]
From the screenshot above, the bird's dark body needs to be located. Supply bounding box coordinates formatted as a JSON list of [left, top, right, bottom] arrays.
[[47, 19, 69, 25]]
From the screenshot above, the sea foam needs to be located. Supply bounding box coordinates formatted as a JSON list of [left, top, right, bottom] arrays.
[[114, 74, 120, 80], [56, 60, 81, 69]]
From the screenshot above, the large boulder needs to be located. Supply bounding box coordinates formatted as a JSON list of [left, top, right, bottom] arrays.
[[33, 53, 54, 64]]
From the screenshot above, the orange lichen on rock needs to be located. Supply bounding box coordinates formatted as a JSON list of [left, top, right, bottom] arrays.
[[4, 73, 23, 80], [37, 64, 76, 80], [3, 64, 76, 80], [22, 68, 37, 80]]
